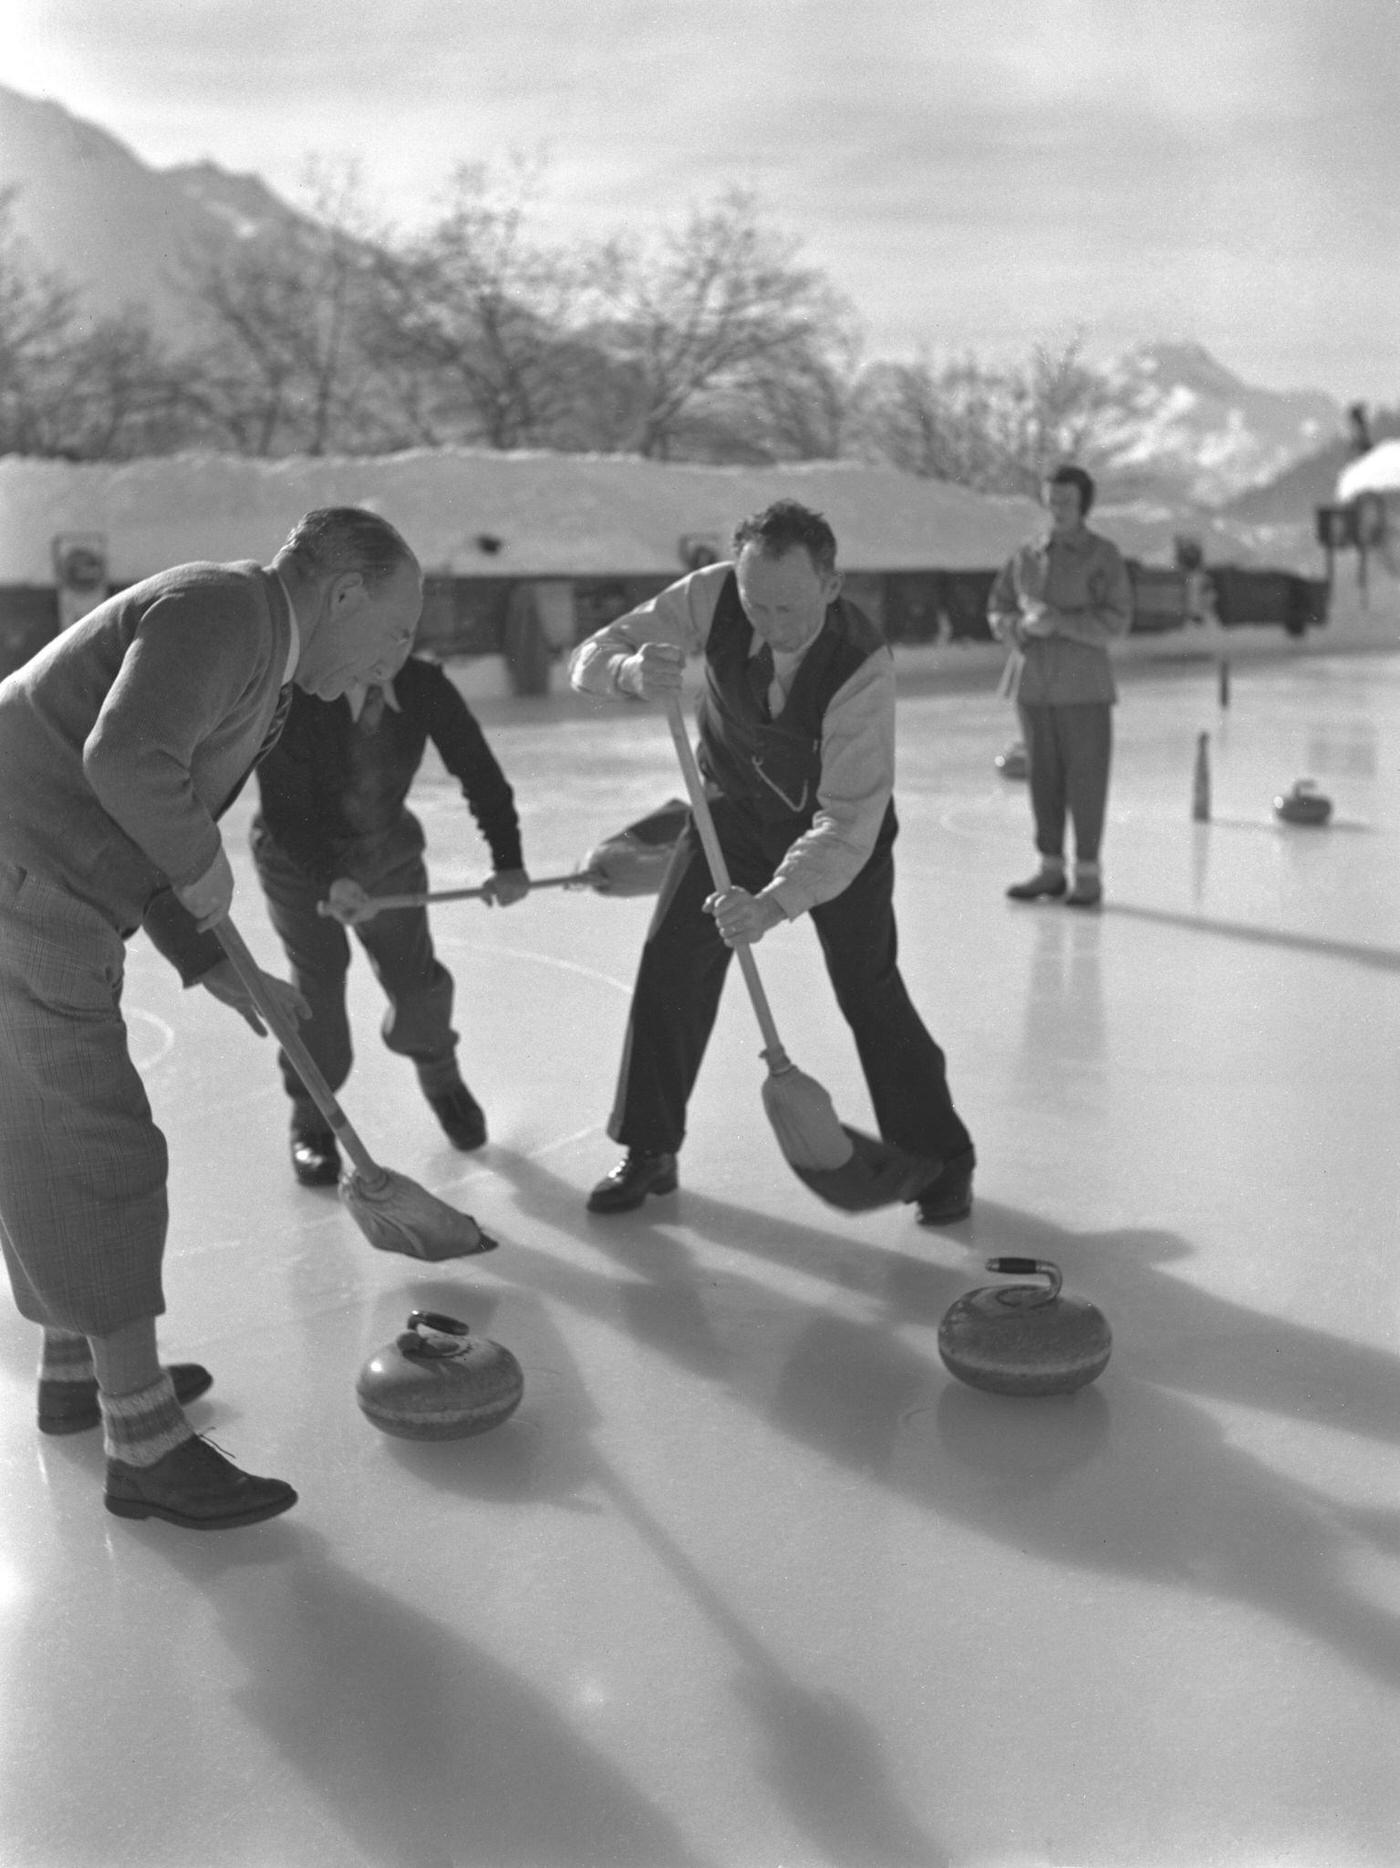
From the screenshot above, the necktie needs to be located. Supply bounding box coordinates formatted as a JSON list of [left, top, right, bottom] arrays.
[[747, 643, 775, 719], [255, 683, 293, 764], [357, 684, 387, 735]]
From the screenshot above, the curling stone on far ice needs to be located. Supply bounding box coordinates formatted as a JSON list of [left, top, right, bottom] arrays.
[[1273, 778, 1332, 826], [357, 1311, 524, 1439], [938, 1259, 1111, 1397], [995, 740, 1028, 780]]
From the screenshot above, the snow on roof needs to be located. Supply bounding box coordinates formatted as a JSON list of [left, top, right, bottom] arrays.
[[0, 448, 1042, 584], [1336, 440, 1400, 502]]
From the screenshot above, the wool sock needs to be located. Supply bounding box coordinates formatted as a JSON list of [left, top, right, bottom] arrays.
[[39, 1327, 94, 1386], [1037, 854, 1066, 878], [1073, 859, 1102, 887], [99, 1372, 192, 1468]]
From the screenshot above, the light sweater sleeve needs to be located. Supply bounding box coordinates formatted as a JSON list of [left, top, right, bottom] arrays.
[[763, 648, 895, 919], [568, 562, 732, 696]]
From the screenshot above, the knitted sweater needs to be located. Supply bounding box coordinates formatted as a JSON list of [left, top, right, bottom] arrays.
[[0, 560, 291, 980], [252, 658, 524, 887]]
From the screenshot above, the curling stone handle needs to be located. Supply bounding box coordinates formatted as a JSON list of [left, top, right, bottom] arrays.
[[984, 1258, 1064, 1301], [398, 1311, 473, 1358], [408, 1311, 470, 1337]]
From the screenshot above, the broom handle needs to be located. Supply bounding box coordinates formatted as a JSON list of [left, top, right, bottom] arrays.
[[316, 872, 580, 916], [663, 697, 791, 1068], [213, 915, 382, 1182]]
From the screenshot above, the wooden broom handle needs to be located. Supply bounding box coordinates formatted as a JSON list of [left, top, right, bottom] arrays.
[[664, 696, 790, 1066], [213, 915, 381, 1180], [317, 872, 581, 916]]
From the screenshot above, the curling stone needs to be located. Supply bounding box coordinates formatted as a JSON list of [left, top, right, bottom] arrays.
[[357, 1311, 524, 1439], [938, 1259, 1111, 1398], [995, 740, 1028, 780], [1274, 778, 1332, 826]]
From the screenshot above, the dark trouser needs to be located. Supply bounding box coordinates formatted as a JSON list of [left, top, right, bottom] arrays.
[[251, 830, 458, 1124], [607, 799, 973, 1161], [1017, 702, 1113, 865]]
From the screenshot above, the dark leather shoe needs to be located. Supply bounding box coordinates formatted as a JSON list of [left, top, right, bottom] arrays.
[[915, 1148, 976, 1226], [39, 1363, 214, 1436], [291, 1127, 340, 1186], [587, 1150, 679, 1214], [1065, 882, 1103, 909], [1006, 871, 1067, 901], [426, 1082, 487, 1151], [105, 1433, 297, 1529]]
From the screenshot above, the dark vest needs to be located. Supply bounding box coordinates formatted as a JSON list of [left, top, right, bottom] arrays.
[[697, 570, 888, 832]]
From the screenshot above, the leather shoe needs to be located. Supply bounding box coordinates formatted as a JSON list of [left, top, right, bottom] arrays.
[[291, 1127, 340, 1186], [39, 1363, 214, 1436], [1006, 870, 1067, 901], [105, 1433, 298, 1530], [915, 1148, 976, 1226], [587, 1150, 679, 1214], [1065, 882, 1103, 909], [426, 1082, 488, 1151]]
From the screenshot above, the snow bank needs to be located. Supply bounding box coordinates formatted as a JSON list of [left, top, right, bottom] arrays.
[[1336, 440, 1400, 502], [0, 448, 1043, 584]]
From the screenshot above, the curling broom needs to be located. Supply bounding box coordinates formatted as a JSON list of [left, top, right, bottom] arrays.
[[214, 917, 497, 1261], [663, 697, 936, 1213]]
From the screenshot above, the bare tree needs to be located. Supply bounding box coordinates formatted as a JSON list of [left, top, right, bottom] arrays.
[[176, 160, 390, 455], [855, 334, 1111, 493], [0, 188, 80, 453], [363, 159, 603, 450], [588, 189, 856, 460], [0, 190, 191, 458]]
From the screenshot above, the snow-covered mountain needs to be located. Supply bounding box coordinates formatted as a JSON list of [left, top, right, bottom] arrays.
[[0, 83, 1350, 505], [0, 85, 310, 346], [1094, 341, 1342, 506]]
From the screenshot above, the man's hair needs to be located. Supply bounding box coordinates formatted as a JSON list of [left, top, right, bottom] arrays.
[[732, 500, 838, 576], [279, 508, 415, 587], [1047, 464, 1095, 516]]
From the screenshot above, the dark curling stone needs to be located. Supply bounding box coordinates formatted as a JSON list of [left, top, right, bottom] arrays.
[[995, 740, 1028, 780], [357, 1311, 524, 1439], [1274, 778, 1332, 826], [938, 1259, 1111, 1398]]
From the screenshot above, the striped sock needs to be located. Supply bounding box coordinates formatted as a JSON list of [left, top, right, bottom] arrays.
[[40, 1328, 94, 1386], [100, 1373, 193, 1468]]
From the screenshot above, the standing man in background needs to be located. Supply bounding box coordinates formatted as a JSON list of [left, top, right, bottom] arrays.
[[251, 654, 530, 1187], [0, 506, 421, 1530], [990, 464, 1133, 909], [570, 498, 975, 1229]]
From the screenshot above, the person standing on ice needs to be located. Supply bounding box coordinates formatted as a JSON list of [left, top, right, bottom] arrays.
[[990, 464, 1132, 909], [569, 498, 975, 1224], [0, 506, 421, 1530], [249, 655, 530, 1188]]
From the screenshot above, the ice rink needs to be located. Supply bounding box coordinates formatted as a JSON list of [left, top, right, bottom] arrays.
[[2, 644, 1398, 1868]]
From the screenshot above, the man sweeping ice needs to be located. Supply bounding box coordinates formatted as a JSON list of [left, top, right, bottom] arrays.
[[0, 507, 422, 1528], [570, 499, 976, 1222]]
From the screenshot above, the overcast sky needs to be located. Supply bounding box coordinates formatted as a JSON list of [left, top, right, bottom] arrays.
[[8, 0, 1399, 400]]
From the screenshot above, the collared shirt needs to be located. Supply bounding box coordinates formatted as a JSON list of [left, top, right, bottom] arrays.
[[569, 560, 895, 917], [988, 523, 1132, 705]]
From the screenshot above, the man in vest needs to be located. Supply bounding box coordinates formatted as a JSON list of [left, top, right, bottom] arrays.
[[569, 499, 975, 1222]]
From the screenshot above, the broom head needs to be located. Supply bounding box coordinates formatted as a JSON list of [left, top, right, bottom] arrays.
[[583, 798, 689, 896], [791, 1127, 940, 1213], [341, 1167, 498, 1261], [760, 1064, 855, 1169]]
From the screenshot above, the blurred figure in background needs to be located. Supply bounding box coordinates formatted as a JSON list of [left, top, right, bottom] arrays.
[[990, 464, 1132, 909]]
